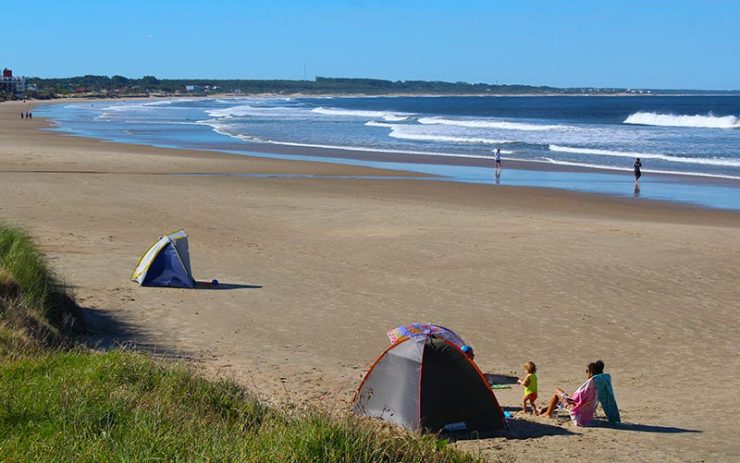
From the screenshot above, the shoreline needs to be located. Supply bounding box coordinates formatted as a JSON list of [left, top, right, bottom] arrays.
[[32, 98, 740, 210]]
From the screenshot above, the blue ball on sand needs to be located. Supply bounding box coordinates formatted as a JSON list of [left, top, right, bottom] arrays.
[[211, 279, 219, 288]]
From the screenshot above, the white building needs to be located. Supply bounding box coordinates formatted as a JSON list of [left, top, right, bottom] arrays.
[[1, 68, 26, 96]]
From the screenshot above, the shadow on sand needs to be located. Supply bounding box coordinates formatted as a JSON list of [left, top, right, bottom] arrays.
[[505, 417, 576, 439], [80, 306, 192, 360], [610, 422, 701, 434], [486, 373, 519, 385], [444, 416, 574, 442], [497, 406, 700, 437], [195, 281, 262, 290]]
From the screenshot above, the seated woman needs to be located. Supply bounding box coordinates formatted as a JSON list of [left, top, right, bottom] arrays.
[[539, 362, 599, 426]]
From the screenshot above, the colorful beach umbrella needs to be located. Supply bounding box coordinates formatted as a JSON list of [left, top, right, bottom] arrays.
[[387, 323, 466, 348]]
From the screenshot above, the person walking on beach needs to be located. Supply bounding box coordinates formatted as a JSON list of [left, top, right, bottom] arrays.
[[633, 157, 642, 184]]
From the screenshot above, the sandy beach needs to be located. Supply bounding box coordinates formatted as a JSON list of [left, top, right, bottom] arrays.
[[2, 100, 739, 461]]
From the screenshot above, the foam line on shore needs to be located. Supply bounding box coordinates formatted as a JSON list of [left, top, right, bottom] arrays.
[[542, 158, 740, 180], [549, 145, 740, 167]]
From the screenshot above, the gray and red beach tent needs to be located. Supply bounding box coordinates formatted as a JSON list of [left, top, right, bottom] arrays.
[[353, 337, 506, 435]]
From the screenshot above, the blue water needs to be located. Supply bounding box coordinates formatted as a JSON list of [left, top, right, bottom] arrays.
[[38, 95, 740, 210]]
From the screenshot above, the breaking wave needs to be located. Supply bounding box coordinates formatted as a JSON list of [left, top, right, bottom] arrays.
[[364, 121, 396, 128], [418, 116, 565, 131], [548, 145, 740, 167], [623, 112, 740, 129], [312, 107, 411, 121], [98, 99, 195, 112], [389, 128, 510, 145]]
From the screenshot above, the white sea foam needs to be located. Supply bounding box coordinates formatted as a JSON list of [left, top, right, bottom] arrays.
[[542, 158, 740, 180], [365, 121, 513, 145], [99, 99, 186, 112], [364, 121, 396, 128], [382, 115, 410, 121], [388, 127, 510, 145], [198, 117, 516, 158], [206, 104, 306, 118], [548, 145, 740, 167], [418, 116, 565, 131], [623, 112, 740, 129], [312, 107, 412, 120], [207, 105, 258, 118], [196, 119, 266, 142]]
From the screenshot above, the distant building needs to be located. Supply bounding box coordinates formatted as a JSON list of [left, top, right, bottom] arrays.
[[185, 85, 202, 92], [0, 68, 26, 96]]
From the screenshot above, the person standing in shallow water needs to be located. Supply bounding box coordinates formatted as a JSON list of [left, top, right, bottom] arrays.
[[494, 148, 502, 182], [634, 158, 642, 184]]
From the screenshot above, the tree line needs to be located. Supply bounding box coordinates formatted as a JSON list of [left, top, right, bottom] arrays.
[[18, 75, 736, 99], [22, 75, 624, 98]]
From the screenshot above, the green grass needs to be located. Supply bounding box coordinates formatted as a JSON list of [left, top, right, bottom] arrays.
[[0, 223, 83, 349], [0, 350, 479, 462], [0, 224, 55, 313], [0, 223, 481, 462]]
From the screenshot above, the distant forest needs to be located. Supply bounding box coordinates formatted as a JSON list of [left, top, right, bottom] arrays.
[[18, 75, 737, 99]]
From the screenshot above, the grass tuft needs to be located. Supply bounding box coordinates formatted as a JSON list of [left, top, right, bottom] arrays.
[[0, 223, 84, 349]]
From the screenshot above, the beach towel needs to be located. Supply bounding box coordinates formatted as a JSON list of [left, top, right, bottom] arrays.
[[593, 373, 621, 424], [569, 377, 598, 426], [490, 384, 511, 390]]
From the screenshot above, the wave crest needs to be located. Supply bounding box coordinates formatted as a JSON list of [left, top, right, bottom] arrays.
[[623, 112, 740, 129], [389, 128, 509, 145], [418, 116, 564, 131], [312, 107, 411, 121]]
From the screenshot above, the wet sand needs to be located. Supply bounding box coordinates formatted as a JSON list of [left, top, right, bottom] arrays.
[[2, 100, 739, 462]]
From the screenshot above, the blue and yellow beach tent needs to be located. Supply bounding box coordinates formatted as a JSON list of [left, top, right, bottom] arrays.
[[132, 230, 195, 288]]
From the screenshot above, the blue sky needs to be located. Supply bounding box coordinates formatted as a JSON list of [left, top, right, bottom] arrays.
[[3, 0, 739, 89]]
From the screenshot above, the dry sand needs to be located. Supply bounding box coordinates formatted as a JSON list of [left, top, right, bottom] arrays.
[[2, 100, 739, 462]]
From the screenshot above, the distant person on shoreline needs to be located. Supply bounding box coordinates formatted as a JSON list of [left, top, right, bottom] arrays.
[[633, 157, 642, 184], [21, 112, 24, 119], [494, 148, 502, 182]]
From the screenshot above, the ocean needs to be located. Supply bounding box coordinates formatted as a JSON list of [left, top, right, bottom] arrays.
[[39, 95, 740, 209]]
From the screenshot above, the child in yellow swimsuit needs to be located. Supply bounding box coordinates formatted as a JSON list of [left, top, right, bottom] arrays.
[[518, 361, 539, 415]]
